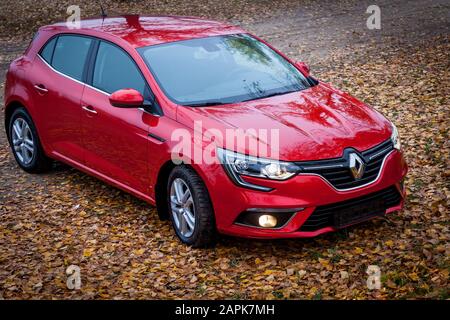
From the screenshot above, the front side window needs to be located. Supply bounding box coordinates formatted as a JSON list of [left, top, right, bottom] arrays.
[[138, 34, 312, 106], [92, 41, 146, 95], [51, 35, 92, 81]]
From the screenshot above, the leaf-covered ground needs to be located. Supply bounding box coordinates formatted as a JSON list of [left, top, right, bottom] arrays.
[[0, 0, 449, 299]]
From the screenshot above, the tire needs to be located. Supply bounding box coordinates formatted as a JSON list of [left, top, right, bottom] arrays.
[[8, 107, 52, 173], [167, 165, 217, 247]]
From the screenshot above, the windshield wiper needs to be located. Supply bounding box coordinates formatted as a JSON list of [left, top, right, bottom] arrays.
[[184, 88, 302, 107], [183, 101, 230, 107], [241, 89, 299, 102]]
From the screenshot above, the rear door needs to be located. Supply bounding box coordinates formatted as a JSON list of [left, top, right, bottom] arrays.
[[80, 40, 152, 194], [30, 34, 93, 163]]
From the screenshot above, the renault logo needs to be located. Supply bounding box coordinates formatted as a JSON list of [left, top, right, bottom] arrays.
[[349, 153, 365, 179]]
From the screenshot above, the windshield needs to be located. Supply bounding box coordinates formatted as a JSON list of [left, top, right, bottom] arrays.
[[138, 34, 312, 106]]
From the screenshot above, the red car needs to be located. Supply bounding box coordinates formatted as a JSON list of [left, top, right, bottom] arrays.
[[4, 15, 407, 247]]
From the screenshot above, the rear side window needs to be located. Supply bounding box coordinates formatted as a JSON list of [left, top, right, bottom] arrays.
[[40, 37, 56, 63], [92, 41, 146, 95], [52, 35, 92, 81]]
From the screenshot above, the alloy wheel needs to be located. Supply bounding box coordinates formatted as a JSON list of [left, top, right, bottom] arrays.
[[11, 118, 35, 165], [170, 178, 196, 237]]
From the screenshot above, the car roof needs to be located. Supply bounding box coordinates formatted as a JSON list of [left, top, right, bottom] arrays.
[[40, 15, 245, 48]]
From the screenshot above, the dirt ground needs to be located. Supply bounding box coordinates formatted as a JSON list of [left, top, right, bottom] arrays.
[[0, 0, 449, 299]]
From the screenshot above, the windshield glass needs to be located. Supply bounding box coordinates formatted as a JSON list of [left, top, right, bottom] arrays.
[[138, 34, 312, 106]]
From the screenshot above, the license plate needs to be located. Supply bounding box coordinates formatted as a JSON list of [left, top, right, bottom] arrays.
[[333, 199, 385, 228]]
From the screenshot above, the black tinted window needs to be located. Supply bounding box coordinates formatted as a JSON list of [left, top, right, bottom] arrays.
[[52, 35, 92, 81], [93, 41, 146, 95], [40, 37, 56, 63]]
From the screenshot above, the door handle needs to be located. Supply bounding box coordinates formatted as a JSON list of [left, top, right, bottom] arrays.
[[82, 105, 97, 114], [34, 84, 48, 93]]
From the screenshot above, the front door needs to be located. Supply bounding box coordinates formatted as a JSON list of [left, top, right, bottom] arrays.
[[80, 40, 152, 194]]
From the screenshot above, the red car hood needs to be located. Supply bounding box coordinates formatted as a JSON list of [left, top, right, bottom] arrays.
[[176, 82, 392, 161]]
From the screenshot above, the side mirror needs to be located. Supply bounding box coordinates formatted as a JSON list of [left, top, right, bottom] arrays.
[[109, 88, 144, 108], [295, 61, 310, 77]]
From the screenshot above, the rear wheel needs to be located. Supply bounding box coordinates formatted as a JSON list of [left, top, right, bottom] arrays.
[[8, 107, 52, 173], [167, 166, 217, 247]]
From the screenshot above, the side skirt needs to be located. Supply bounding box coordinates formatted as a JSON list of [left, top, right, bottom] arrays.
[[50, 151, 156, 206]]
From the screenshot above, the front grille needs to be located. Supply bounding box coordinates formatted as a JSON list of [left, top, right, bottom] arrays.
[[295, 139, 394, 190], [299, 186, 402, 231]]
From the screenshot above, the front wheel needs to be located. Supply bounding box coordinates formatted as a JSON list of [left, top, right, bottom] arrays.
[[167, 166, 217, 247]]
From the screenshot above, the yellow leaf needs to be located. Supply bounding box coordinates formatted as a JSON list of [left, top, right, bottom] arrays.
[[133, 248, 145, 255], [354, 247, 363, 254], [264, 269, 275, 275], [255, 258, 262, 264], [385, 240, 394, 247], [318, 258, 329, 266], [409, 272, 420, 281], [83, 248, 93, 258]]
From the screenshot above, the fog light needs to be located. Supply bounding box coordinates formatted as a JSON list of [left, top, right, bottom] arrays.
[[258, 215, 277, 228]]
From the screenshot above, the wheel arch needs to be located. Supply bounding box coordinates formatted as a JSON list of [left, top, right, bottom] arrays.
[[154, 160, 213, 221], [154, 160, 177, 220], [4, 100, 28, 143]]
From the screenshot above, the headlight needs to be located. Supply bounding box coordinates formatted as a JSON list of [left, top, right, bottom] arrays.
[[217, 148, 299, 191], [391, 123, 401, 150]]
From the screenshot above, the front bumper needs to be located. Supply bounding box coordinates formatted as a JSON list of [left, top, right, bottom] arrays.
[[195, 149, 407, 239]]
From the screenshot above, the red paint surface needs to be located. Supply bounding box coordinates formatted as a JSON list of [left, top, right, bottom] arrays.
[[109, 88, 144, 107]]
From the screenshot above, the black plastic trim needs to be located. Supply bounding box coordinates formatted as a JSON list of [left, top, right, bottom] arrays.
[[148, 132, 166, 142]]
